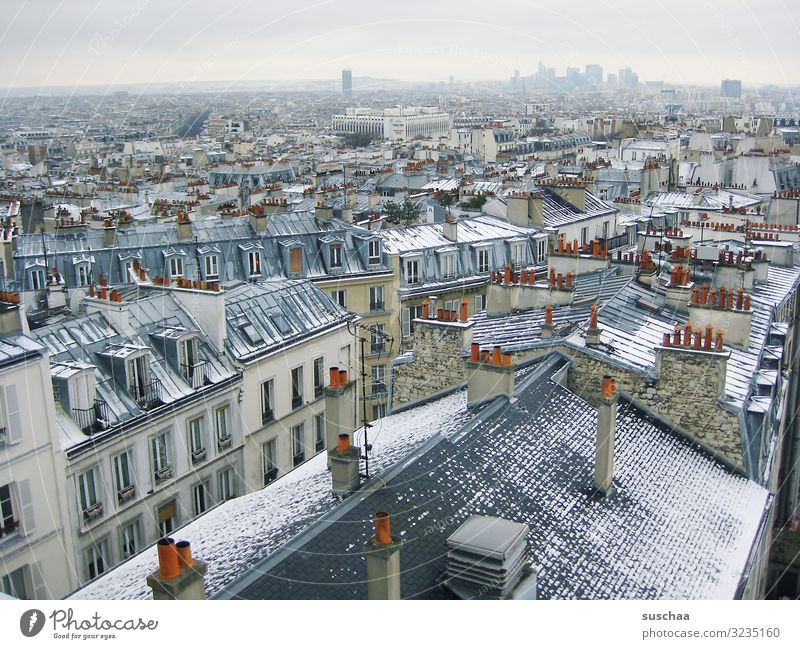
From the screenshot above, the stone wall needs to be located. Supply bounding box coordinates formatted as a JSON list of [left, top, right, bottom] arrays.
[[391, 320, 472, 409], [567, 346, 743, 469]]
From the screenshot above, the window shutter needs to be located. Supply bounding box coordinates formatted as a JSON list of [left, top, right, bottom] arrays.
[[289, 247, 302, 273], [32, 561, 48, 598], [5, 385, 21, 444], [401, 308, 410, 338], [158, 500, 175, 524], [17, 479, 35, 535]]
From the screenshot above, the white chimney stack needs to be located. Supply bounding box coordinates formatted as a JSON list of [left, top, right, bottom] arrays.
[[363, 512, 402, 600], [593, 375, 618, 496]]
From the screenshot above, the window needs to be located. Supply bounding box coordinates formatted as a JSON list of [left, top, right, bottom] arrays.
[[261, 379, 274, 423], [581, 227, 589, 245], [291, 367, 303, 410], [313, 357, 324, 398], [368, 239, 381, 264], [215, 406, 231, 449], [247, 250, 261, 276], [0, 484, 17, 535], [192, 482, 211, 516], [30, 269, 45, 290], [157, 500, 176, 537], [405, 258, 420, 284], [188, 417, 205, 463], [441, 253, 456, 279], [291, 423, 305, 467], [86, 539, 109, 580], [314, 413, 325, 452], [476, 248, 490, 273], [369, 285, 384, 311], [537, 239, 548, 262], [122, 259, 135, 282], [474, 294, 487, 313], [372, 403, 386, 420], [204, 255, 219, 279], [331, 289, 346, 309], [401, 304, 423, 338], [510, 241, 526, 267], [330, 245, 343, 269], [602, 221, 609, 239], [371, 365, 386, 394], [78, 468, 101, 519], [77, 264, 91, 287], [112, 452, 134, 504], [289, 247, 303, 274], [262, 438, 277, 485], [120, 519, 141, 559], [218, 469, 235, 501], [168, 256, 184, 277], [150, 431, 171, 483], [371, 324, 386, 354], [1, 567, 27, 599]]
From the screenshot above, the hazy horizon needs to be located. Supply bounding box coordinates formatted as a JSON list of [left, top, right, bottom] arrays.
[[1, 0, 798, 92]]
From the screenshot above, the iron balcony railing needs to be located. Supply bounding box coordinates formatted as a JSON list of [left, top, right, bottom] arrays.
[[0, 519, 19, 538], [72, 400, 110, 435], [129, 379, 163, 410], [117, 485, 136, 505], [291, 394, 303, 410], [369, 301, 385, 312], [263, 467, 278, 485], [154, 465, 173, 484], [180, 360, 208, 389], [82, 502, 104, 525], [217, 435, 232, 451], [261, 407, 274, 425], [191, 448, 207, 465]]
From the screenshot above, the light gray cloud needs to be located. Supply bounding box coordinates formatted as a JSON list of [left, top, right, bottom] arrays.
[[0, 0, 797, 88]]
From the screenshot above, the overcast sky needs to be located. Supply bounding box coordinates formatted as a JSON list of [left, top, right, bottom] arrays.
[[1, 0, 798, 90]]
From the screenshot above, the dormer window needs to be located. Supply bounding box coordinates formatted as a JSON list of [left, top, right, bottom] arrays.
[[405, 258, 420, 285], [204, 255, 219, 279], [289, 247, 303, 274], [438, 248, 457, 279], [508, 239, 526, 268], [77, 265, 91, 287], [247, 250, 261, 277], [330, 244, 343, 269], [26, 259, 46, 290], [73, 254, 94, 287], [169, 257, 184, 277], [368, 239, 381, 265], [30, 269, 45, 290], [475, 247, 491, 273]]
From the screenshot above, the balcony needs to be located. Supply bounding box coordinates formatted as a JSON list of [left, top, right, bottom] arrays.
[[0, 519, 19, 539], [117, 485, 136, 505], [82, 502, 104, 525], [129, 379, 163, 410], [191, 448, 207, 465], [217, 435, 232, 451], [180, 360, 208, 389], [72, 400, 110, 435], [154, 465, 173, 484]]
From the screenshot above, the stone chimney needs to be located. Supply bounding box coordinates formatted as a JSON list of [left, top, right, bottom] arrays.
[[147, 539, 207, 600], [84, 288, 130, 333], [466, 345, 515, 407], [176, 213, 193, 240], [323, 367, 357, 451], [687, 285, 752, 348], [362, 512, 402, 600], [328, 432, 360, 494], [102, 219, 116, 247], [442, 214, 458, 242], [249, 205, 268, 233], [315, 201, 334, 221], [171, 283, 226, 353], [593, 376, 618, 495], [0, 292, 28, 335]]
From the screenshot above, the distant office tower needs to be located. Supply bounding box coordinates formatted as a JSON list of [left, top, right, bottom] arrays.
[[720, 79, 742, 99], [585, 64, 603, 88], [342, 69, 352, 95]]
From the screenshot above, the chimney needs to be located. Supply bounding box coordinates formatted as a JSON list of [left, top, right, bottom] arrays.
[[540, 304, 554, 339], [362, 512, 402, 600], [315, 201, 334, 221], [176, 213, 193, 240], [328, 432, 360, 494], [323, 367, 357, 452], [585, 304, 602, 345], [687, 285, 752, 348], [466, 345, 515, 407], [171, 284, 226, 353], [593, 376, 618, 496], [442, 214, 458, 242], [249, 207, 268, 233], [146, 538, 207, 600], [0, 293, 28, 335], [83, 288, 131, 333], [102, 219, 116, 247]]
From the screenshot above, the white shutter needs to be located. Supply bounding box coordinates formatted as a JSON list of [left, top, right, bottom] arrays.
[[5, 385, 21, 444], [31, 561, 47, 599], [17, 479, 35, 535], [401, 308, 410, 338]]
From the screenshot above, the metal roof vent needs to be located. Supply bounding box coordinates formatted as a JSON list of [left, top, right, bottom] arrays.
[[444, 515, 536, 600]]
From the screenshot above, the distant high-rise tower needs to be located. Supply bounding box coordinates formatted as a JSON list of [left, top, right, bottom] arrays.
[[342, 69, 352, 95], [720, 79, 742, 99]]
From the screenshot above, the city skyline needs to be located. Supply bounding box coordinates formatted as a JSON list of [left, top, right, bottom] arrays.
[[1, 0, 798, 91]]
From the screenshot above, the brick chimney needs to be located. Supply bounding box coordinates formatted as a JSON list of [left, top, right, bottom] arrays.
[[466, 345, 515, 407], [362, 512, 402, 600], [323, 367, 357, 452], [593, 376, 618, 495], [687, 285, 752, 348], [147, 538, 207, 600]]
